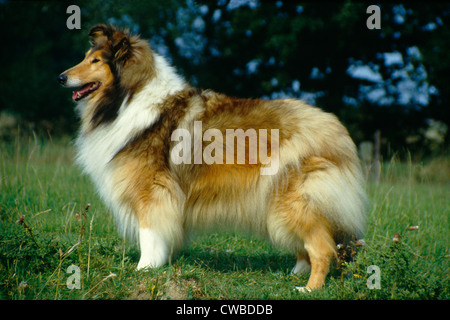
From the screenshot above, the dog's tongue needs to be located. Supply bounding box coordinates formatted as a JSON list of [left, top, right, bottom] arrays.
[[72, 83, 97, 101]]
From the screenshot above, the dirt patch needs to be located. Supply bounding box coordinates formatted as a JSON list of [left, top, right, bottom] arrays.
[[162, 278, 201, 300], [126, 278, 202, 300], [127, 283, 152, 300]]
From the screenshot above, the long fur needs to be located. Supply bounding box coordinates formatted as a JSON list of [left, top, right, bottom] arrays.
[[59, 24, 368, 290]]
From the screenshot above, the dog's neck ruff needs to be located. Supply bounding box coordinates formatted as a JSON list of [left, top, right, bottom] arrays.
[[75, 53, 187, 181]]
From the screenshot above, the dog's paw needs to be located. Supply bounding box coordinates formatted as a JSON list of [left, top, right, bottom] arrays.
[[295, 286, 312, 293], [291, 259, 311, 275]]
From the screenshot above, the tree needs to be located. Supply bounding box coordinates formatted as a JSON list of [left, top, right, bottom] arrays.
[[1, 1, 448, 157], [177, 1, 449, 156]]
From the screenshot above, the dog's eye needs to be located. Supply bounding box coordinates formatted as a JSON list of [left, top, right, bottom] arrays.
[[91, 58, 100, 63]]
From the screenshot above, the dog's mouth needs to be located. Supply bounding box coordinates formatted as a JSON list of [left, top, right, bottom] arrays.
[[72, 82, 101, 101]]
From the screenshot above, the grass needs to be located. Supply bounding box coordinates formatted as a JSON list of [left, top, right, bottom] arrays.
[[0, 134, 448, 300]]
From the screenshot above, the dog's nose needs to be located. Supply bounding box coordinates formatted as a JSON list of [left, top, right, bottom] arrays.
[[58, 74, 67, 84]]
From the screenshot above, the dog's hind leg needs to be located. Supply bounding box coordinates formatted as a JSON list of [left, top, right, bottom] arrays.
[[301, 221, 336, 290], [288, 209, 336, 290], [268, 168, 336, 291]]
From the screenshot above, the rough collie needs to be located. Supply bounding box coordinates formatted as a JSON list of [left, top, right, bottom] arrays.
[[58, 24, 368, 291]]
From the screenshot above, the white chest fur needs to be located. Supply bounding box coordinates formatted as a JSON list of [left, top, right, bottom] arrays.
[[74, 54, 186, 238]]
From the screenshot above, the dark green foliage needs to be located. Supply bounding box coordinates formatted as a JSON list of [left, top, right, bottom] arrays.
[[333, 237, 448, 300], [0, 1, 448, 156]]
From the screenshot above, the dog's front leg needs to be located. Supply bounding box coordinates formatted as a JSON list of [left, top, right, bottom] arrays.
[[136, 228, 170, 270]]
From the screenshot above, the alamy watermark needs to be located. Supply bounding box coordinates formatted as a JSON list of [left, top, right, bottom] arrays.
[[66, 5, 81, 30], [367, 5, 381, 30], [170, 121, 280, 176], [66, 264, 81, 290], [366, 265, 381, 289]]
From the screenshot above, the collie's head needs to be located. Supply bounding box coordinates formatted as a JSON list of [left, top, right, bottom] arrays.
[[58, 24, 155, 129]]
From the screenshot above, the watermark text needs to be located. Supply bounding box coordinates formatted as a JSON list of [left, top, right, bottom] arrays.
[[171, 121, 279, 175]]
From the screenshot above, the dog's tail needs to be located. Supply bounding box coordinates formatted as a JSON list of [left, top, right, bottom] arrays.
[[301, 158, 368, 241], [294, 107, 369, 241]]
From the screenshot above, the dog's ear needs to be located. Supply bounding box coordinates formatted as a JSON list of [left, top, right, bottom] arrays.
[[88, 24, 114, 47], [113, 36, 131, 62]]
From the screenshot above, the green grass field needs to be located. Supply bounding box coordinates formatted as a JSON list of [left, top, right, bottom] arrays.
[[0, 135, 448, 300]]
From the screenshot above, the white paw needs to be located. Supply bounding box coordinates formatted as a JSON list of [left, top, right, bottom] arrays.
[[291, 259, 311, 275], [136, 228, 169, 270], [295, 286, 312, 293], [136, 259, 161, 271]]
